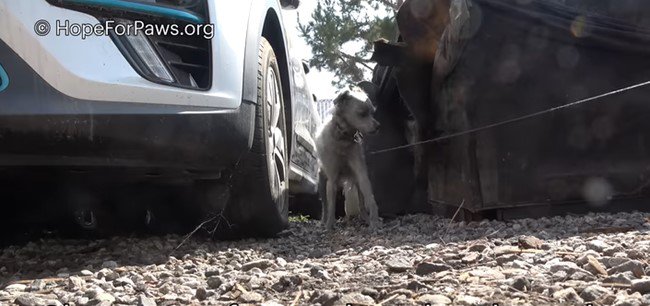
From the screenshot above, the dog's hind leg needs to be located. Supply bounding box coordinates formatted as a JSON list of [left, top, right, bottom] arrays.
[[343, 181, 362, 219], [355, 184, 370, 224]]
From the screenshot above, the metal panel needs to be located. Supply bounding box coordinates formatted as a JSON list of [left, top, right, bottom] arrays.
[[430, 0, 650, 212]]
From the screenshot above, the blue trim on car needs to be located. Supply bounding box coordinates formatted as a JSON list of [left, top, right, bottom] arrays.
[[0, 63, 8, 93], [61, 0, 205, 24]]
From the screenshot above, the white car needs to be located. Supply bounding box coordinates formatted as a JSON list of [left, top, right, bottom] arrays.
[[0, 0, 320, 236]]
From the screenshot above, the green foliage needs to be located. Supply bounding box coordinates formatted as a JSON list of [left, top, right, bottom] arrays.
[[288, 214, 310, 223], [298, 0, 400, 89]]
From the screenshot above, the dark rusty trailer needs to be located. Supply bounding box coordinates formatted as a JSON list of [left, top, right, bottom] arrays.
[[365, 0, 650, 219]]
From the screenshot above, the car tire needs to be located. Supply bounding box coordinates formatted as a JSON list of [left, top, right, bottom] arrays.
[[224, 37, 290, 237]]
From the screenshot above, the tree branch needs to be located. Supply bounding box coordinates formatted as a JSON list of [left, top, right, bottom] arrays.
[[338, 51, 373, 70], [374, 0, 400, 11]]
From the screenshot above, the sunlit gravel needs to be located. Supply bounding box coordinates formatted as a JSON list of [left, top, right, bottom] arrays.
[[2, 211, 650, 305]]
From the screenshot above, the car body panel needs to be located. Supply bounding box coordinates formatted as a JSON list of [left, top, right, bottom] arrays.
[[286, 42, 319, 189]]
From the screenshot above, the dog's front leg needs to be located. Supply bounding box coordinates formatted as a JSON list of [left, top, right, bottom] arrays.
[[318, 171, 328, 225], [356, 174, 379, 229], [324, 178, 338, 230], [349, 148, 380, 229]]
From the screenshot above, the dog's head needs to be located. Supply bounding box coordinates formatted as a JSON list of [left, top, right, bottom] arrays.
[[333, 87, 380, 134]]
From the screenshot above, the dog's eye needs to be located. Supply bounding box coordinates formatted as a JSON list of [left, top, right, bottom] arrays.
[[359, 111, 369, 118]]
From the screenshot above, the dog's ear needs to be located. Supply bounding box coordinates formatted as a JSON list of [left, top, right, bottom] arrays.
[[333, 90, 350, 106], [357, 81, 379, 103]]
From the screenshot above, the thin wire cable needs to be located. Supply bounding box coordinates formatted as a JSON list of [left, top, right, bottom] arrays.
[[370, 80, 650, 155]]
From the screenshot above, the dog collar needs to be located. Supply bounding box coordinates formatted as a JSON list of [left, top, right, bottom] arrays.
[[334, 120, 360, 143], [353, 131, 363, 143]]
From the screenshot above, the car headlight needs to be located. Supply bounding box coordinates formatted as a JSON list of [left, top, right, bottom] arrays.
[[115, 19, 176, 83]]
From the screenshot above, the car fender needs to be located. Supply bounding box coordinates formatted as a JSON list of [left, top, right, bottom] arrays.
[[241, 0, 294, 150], [242, 0, 290, 104]]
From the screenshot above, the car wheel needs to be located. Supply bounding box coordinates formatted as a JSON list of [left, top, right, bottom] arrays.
[[225, 37, 289, 237]]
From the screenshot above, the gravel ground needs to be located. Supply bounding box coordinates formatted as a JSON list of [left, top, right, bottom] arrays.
[[2, 211, 650, 306]]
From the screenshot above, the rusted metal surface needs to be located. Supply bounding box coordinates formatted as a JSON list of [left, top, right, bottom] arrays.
[[370, 0, 650, 215], [363, 65, 429, 216]]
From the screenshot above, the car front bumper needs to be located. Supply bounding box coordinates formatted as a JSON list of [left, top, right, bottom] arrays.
[[0, 39, 254, 174]]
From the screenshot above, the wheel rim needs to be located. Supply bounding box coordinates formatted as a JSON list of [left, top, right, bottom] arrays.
[[265, 67, 288, 212]]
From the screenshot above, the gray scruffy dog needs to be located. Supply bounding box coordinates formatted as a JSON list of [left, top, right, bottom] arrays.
[[316, 82, 381, 230]]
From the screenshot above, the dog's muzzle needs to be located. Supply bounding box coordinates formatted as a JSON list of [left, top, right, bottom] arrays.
[[369, 122, 381, 134]]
